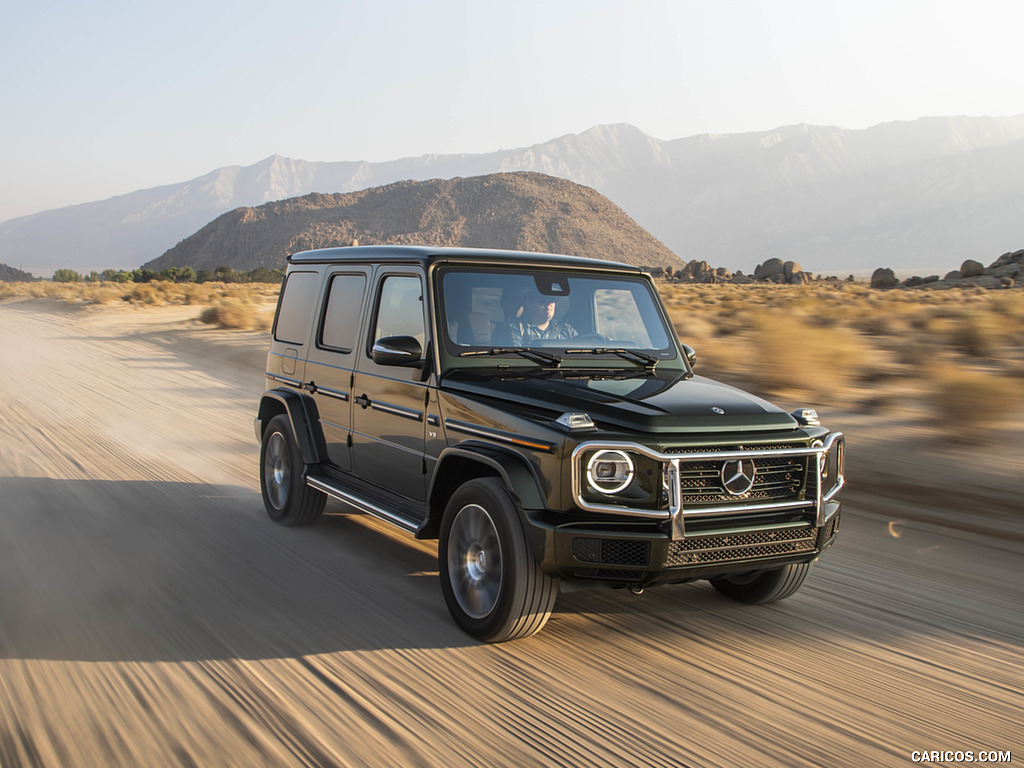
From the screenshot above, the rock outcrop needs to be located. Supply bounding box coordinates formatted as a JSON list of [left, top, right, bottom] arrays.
[[875, 251, 1023, 290]]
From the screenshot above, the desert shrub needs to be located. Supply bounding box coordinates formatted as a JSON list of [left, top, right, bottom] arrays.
[[82, 285, 125, 304], [744, 311, 869, 399], [181, 283, 215, 305], [931, 368, 1021, 442], [200, 297, 261, 330], [129, 283, 161, 305], [946, 310, 1010, 359]]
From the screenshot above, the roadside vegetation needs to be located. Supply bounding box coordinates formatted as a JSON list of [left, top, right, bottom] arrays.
[[0, 279, 279, 330], [659, 281, 1024, 441], [3, 277, 1022, 439]]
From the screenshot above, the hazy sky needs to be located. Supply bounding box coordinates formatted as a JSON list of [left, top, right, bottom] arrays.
[[2, 0, 1022, 222]]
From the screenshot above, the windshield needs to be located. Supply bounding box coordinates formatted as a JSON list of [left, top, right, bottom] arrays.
[[438, 267, 677, 365]]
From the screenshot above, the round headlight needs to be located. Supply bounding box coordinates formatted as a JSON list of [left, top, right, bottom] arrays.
[[587, 450, 635, 494]]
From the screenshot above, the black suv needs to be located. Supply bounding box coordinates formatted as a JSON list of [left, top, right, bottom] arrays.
[[256, 246, 845, 642]]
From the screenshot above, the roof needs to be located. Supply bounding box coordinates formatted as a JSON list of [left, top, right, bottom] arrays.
[[287, 245, 642, 272]]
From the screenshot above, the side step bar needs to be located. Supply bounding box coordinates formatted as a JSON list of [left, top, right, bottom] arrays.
[[306, 475, 420, 534]]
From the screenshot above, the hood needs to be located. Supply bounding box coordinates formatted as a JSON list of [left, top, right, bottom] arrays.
[[441, 370, 797, 433]]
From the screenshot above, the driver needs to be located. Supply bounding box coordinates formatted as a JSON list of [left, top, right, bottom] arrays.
[[497, 289, 577, 345]]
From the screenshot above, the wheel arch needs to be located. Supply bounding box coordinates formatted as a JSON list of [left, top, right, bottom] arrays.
[[256, 388, 326, 466], [420, 445, 546, 540]]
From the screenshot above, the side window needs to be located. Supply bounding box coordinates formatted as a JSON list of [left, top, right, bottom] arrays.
[[274, 271, 320, 344], [320, 273, 366, 352], [372, 275, 424, 347]]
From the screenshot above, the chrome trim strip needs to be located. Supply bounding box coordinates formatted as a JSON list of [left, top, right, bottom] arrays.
[[317, 386, 349, 401], [682, 499, 815, 518], [266, 372, 303, 388], [371, 401, 423, 421], [306, 476, 419, 534], [445, 419, 558, 453]]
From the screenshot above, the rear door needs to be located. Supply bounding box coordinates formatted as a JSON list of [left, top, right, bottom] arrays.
[[350, 269, 430, 501], [267, 269, 320, 387], [305, 266, 371, 472]]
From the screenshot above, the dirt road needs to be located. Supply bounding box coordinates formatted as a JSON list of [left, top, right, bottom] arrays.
[[1, 300, 1020, 767]]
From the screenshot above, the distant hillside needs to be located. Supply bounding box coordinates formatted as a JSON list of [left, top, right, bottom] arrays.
[[6, 115, 1024, 275], [0, 262, 37, 282], [145, 173, 681, 272]]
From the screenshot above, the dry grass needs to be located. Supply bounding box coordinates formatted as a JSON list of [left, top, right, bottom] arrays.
[[930, 368, 1022, 442], [660, 282, 1024, 440], [0, 280, 278, 328], [199, 297, 271, 331], [5, 278, 1023, 440]]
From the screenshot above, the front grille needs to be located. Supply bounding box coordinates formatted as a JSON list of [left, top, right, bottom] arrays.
[[667, 443, 809, 505], [666, 526, 816, 566], [573, 538, 651, 566]]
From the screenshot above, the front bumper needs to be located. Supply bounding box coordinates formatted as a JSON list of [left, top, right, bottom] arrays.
[[529, 500, 841, 588]]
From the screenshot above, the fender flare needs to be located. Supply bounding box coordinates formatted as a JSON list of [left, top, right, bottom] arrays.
[[422, 443, 548, 538], [256, 388, 326, 466]]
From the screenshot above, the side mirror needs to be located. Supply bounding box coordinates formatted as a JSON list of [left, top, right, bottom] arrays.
[[681, 343, 697, 368], [372, 335, 423, 366]]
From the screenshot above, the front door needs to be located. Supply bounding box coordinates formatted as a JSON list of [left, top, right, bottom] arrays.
[[350, 271, 429, 501]]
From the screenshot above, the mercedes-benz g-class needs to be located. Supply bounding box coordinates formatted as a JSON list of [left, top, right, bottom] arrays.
[[256, 246, 844, 642]]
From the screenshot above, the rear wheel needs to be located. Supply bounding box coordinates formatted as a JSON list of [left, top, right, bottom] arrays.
[[260, 414, 325, 526], [439, 478, 558, 642], [709, 562, 811, 604]]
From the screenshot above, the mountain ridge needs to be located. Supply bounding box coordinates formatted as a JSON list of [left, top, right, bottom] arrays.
[[4, 115, 1024, 275]]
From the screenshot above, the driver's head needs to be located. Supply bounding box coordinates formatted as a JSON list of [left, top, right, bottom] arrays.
[[522, 290, 556, 325]]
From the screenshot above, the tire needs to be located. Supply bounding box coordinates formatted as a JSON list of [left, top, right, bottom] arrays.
[[709, 562, 812, 604], [260, 414, 326, 526], [439, 478, 558, 642]]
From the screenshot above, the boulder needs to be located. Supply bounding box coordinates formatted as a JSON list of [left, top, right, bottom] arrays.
[[783, 260, 803, 281], [944, 270, 962, 281], [960, 259, 985, 278], [871, 267, 899, 289], [789, 271, 813, 285], [755, 258, 785, 281]]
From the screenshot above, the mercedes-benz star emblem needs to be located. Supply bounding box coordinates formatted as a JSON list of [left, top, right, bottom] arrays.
[[721, 459, 756, 496], [712, 407, 725, 414]]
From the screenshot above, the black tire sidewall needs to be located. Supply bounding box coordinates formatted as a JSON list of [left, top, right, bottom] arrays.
[[260, 414, 305, 524], [439, 478, 528, 641], [709, 562, 811, 604]]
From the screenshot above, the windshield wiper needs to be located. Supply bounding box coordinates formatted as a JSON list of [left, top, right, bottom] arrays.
[[459, 347, 562, 367], [564, 347, 659, 371]]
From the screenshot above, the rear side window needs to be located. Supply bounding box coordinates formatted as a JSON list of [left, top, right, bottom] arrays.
[[320, 273, 366, 352], [274, 271, 319, 344]]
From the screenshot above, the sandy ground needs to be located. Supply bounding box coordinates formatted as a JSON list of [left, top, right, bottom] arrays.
[[0, 298, 1021, 767]]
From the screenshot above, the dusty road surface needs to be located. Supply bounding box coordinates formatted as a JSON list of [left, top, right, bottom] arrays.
[[1, 299, 1021, 767]]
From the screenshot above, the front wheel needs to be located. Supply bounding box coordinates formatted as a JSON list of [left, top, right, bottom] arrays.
[[709, 562, 811, 604], [260, 414, 325, 526], [439, 478, 558, 642]]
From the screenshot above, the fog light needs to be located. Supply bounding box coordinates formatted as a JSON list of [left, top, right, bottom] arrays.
[[586, 450, 635, 494]]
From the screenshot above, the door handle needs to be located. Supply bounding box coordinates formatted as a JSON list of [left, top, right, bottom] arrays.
[[354, 394, 371, 409]]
